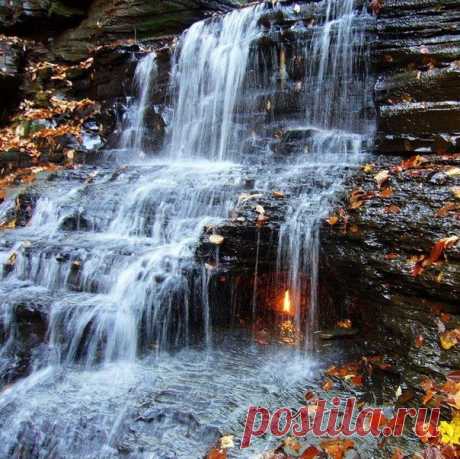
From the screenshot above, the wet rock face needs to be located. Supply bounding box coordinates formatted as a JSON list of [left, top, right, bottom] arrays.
[[318, 0, 460, 388], [0, 283, 50, 385], [320, 154, 460, 388], [374, 0, 460, 155], [52, 0, 237, 61], [0, 0, 91, 36], [0, 37, 23, 123]]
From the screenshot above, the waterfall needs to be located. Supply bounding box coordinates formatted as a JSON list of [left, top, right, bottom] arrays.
[[167, 6, 263, 160], [120, 52, 158, 155], [0, 1, 374, 456], [275, 0, 372, 348]]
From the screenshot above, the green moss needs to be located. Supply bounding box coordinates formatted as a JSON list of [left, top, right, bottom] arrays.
[[136, 12, 196, 38], [49, 1, 84, 19]]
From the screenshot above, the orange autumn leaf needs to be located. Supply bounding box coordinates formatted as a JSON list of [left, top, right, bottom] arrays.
[[349, 189, 374, 209], [430, 236, 459, 263], [300, 445, 322, 459], [392, 155, 427, 173], [436, 202, 457, 217], [446, 391, 460, 410], [385, 204, 401, 214], [422, 389, 435, 406], [420, 377, 435, 393], [379, 187, 394, 198], [440, 313, 451, 323], [326, 215, 339, 226], [411, 236, 459, 277], [337, 319, 352, 329], [391, 448, 404, 459], [322, 379, 334, 391], [320, 439, 355, 459], [207, 448, 226, 459], [283, 436, 302, 453], [350, 375, 364, 386]]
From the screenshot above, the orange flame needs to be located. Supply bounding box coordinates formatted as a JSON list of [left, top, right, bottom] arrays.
[[283, 290, 291, 313]]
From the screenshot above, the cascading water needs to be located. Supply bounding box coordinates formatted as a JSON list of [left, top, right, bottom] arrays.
[[0, 1, 374, 457], [168, 6, 263, 160], [120, 52, 158, 155], [275, 0, 373, 348]]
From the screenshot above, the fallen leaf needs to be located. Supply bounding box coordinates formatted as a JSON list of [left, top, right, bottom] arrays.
[[440, 329, 460, 350], [440, 313, 451, 323], [207, 448, 226, 459], [415, 335, 425, 348], [326, 215, 339, 226], [272, 191, 284, 198], [322, 379, 334, 391], [450, 187, 460, 200], [256, 214, 269, 225], [436, 202, 457, 217], [446, 167, 460, 177], [374, 170, 390, 188], [209, 235, 224, 245], [369, 0, 383, 15], [351, 375, 364, 386], [337, 319, 352, 329], [283, 436, 302, 453], [385, 204, 401, 214], [349, 189, 374, 209], [300, 445, 322, 459], [393, 155, 427, 173], [430, 236, 459, 263], [220, 435, 234, 449], [362, 163, 374, 173], [446, 391, 460, 410], [237, 193, 263, 205], [379, 187, 394, 198], [320, 439, 355, 459], [391, 448, 404, 459]]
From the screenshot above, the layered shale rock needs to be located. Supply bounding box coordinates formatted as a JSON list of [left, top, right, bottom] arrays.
[[52, 0, 237, 61], [373, 0, 460, 155], [320, 0, 460, 387], [321, 154, 460, 387], [0, 0, 90, 36]]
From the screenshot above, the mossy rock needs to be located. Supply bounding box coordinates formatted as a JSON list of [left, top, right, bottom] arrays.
[[49, 1, 85, 19]]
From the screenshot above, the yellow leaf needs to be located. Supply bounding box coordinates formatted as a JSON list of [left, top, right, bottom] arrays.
[[209, 235, 224, 245], [451, 187, 460, 200], [446, 167, 460, 177], [220, 435, 234, 449], [362, 163, 374, 173], [440, 330, 459, 350]]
